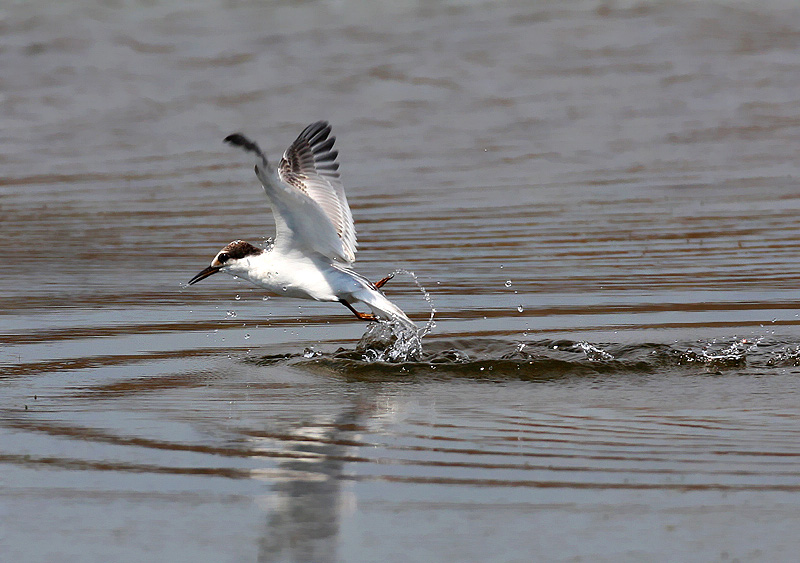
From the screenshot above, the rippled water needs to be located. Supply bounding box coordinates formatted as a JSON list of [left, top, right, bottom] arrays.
[[4, 0, 800, 560]]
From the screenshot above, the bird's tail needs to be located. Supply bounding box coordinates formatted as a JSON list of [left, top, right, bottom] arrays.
[[359, 287, 417, 333]]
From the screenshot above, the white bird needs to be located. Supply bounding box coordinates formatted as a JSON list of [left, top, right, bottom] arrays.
[[188, 121, 416, 331]]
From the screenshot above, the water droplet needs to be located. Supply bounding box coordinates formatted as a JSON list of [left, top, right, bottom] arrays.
[[244, 333, 250, 340], [504, 280, 512, 287], [281, 286, 288, 292], [517, 305, 524, 313], [226, 310, 237, 318], [262, 295, 270, 301], [500, 264, 504, 269], [235, 294, 241, 301], [232, 275, 239, 280]]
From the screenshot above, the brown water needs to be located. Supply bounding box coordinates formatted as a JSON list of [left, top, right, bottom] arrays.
[[4, 0, 800, 560]]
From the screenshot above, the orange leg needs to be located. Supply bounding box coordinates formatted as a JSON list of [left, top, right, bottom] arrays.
[[340, 300, 378, 321], [374, 273, 394, 289]]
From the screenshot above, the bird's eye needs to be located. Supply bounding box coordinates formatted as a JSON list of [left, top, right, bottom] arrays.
[[218, 253, 229, 263]]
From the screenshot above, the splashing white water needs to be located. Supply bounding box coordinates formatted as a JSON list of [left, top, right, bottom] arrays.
[[357, 320, 423, 362], [576, 341, 615, 361], [767, 345, 800, 367], [303, 347, 322, 358], [356, 269, 435, 362], [386, 268, 437, 338], [679, 337, 761, 367]]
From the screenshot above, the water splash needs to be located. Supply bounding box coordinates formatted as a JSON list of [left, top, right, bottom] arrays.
[[767, 346, 800, 367], [677, 337, 761, 368], [354, 269, 435, 362], [356, 319, 423, 362], [303, 347, 322, 359], [576, 341, 615, 361], [388, 268, 436, 338], [262, 335, 800, 378]]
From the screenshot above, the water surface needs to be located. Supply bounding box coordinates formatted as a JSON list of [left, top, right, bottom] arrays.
[[4, 1, 800, 561]]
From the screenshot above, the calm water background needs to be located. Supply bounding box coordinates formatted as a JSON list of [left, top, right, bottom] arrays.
[[4, 0, 800, 561]]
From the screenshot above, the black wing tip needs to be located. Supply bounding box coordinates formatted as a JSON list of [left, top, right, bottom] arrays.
[[302, 121, 333, 143], [224, 133, 263, 156], [308, 120, 330, 130], [224, 132, 247, 145]]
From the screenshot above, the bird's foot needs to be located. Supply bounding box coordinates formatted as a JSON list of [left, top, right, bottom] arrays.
[[340, 299, 379, 322], [354, 311, 378, 322], [374, 273, 395, 289]]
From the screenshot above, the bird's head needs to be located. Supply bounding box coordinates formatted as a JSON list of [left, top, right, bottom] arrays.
[[188, 240, 263, 285]]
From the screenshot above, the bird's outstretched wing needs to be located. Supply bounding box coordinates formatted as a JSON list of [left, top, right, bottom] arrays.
[[224, 121, 358, 264], [278, 121, 357, 262]]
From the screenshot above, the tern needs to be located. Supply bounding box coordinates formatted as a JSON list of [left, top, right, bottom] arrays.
[[188, 121, 416, 330]]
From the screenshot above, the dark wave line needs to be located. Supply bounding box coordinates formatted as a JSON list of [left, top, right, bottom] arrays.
[[344, 474, 800, 492]]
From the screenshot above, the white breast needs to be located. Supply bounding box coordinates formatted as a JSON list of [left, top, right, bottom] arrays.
[[233, 251, 341, 302]]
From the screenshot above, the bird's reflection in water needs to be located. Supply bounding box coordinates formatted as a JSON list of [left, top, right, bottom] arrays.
[[254, 398, 374, 563]]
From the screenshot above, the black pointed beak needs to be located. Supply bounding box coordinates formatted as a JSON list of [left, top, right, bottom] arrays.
[[188, 265, 221, 285]]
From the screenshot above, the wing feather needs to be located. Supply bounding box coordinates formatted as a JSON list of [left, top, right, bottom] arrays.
[[225, 122, 358, 265], [278, 122, 357, 262]]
